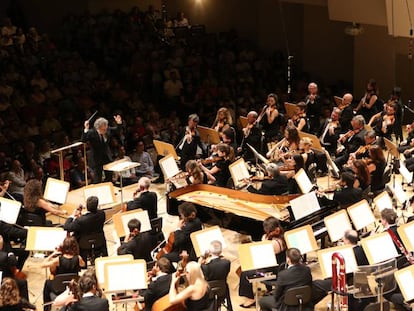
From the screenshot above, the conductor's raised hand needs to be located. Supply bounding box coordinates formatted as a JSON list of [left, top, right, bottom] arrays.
[[114, 114, 123, 124], [84, 120, 90, 130]]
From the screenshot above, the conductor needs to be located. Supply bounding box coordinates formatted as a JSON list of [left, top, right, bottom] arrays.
[[81, 114, 124, 183]]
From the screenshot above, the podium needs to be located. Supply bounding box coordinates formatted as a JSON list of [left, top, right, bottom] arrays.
[[103, 159, 140, 207], [51, 142, 85, 182]]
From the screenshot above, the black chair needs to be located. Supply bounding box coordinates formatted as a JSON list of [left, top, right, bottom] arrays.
[[150, 217, 164, 244], [51, 273, 80, 295], [18, 209, 45, 227], [78, 233, 106, 265], [282, 285, 312, 311], [208, 279, 232, 311]]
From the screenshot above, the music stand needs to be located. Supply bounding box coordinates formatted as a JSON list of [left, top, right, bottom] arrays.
[[103, 159, 140, 206], [384, 138, 400, 187], [239, 116, 248, 130], [373, 191, 394, 213], [284, 224, 319, 255], [44, 178, 70, 205], [26, 227, 67, 251], [360, 232, 399, 265], [190, 225, 226, 258], [294, 168, 314, 194], [334, 96, 343, 107], [346, 199, 376, 231], [83, 182, 116, 207], [0, 197, 21, 224], [95, 255, 134, 289], [289, 191, 320, 221], [51, 142, 85, 182], [153, 140, 179, 160], [229, 158, 251, 189], [324, 210, 352, 243], [317, 245, 358, 279], [246, 143, 269, 164], [397, 221, 414, 252], [113, 209, 151, 238], [284, 102, 297, 119], [197, 125, 220, 145], [158, 154, 187, 189], [297, 131, 323, 151], [394, 264, 414, 303]]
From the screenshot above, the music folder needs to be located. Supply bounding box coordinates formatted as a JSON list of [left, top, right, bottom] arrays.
[[113, 209, 152, 238], [317, 245, 358, 279], [153, 139, 179, 160], [360, 232, 399, 265], [197, 125, 220, 145], [43, 177, 70, 205], [0, 197, 21, 224], [238, 241, 277, 271], [190, 225, 226, 258], [284, 224, 319, 255], [394, 265, 414, 302], [104, 259, 147, 293]]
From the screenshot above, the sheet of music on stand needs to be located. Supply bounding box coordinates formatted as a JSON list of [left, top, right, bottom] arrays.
[[238, 241, 277, 271], [324, 210, 352, 242], [159, 154, 187, 189], [229, 158, 250, 189], [317, 245, 358, 279], [289, 191, 320, 220], [346, 200, 376, 231], [83, 182, 115, 207], [26, 227, 67, 251], [113, 209, 151, 238], [373, 191, 393, 212], [399, 160, 413, 183], [398, 221, 414, 252], [104, 260, 147, 293], [190, 226, 226, 258], [95, 255, 134, 288], [294, 168, 314, 194], [43, 177, 70, 205], [394, 265, 414, 302], [285, 225, 318, 255], [0, 197, 21, 224], [361, 232, 399, 265]]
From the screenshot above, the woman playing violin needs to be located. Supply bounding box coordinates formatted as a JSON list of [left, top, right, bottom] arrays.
[[351, 159, 371, 191], [211, 107, 233, 135], [42, 236, 85, 311], [289, 102, 310, 133], [354, 78, 379, 123], [267, 126, 300, 163], [238, 216, 286, 308], [199, 143, 234, 187], [185, 160, 206, 185], [368, 101, 396, 147], [367, 145, 387, 193]]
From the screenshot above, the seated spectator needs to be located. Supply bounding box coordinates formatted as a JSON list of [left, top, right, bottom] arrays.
[[6, 160, 26, 201], [130, 140, 154, 178]]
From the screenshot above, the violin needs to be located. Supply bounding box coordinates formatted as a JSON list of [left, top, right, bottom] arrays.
[[156, 231, 175, 260], [200, 157, 223, 165]]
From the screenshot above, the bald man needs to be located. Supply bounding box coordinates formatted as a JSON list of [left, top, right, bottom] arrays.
[[305, 82, 322, 134]]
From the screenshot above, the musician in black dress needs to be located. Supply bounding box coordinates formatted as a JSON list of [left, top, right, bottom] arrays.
[[238, 111, 262, 162], [262, 93, 284, 142], [199, 143, 234, 187], [289, 102, 310, 133], [367, 145, 387, 193], [318, 107, 341, 156], [176, 114, 205, 171], [354, 79, 379, 123]]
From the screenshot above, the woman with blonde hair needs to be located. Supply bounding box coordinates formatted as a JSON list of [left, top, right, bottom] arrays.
[[211, 107, 233, 134], [169, 261, 212, 311]]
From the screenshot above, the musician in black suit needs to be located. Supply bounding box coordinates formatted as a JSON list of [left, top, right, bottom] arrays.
[[0, 220, 28, 270], [339, 93, 355, 132], [163, 202, 202, 264], [199, 240, 233, 311], [318, 107, 341, 156], [335, 115, 367, 169], [259, 248, 313, 311], [126, 176, 158, 219], [63, 196, 107, 264], [63, 273, 109, 311], [143, 257, 172, 311], [332, 172, 363, 208], [81, 115, 124, 183], [247, 163, 288, 195], [305, 82, 322, 134], [117, 218, 154, 261]]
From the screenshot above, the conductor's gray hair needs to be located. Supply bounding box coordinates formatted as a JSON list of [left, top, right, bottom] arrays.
[[94, 117, 108, 130]]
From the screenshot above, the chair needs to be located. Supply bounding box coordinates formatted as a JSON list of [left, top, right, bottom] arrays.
[[18, 209, 45, 226], [282, 285, 312, 311], [208, 279, 232, 311], [78, 233, 106, 265], [150, 217, 164, 244], [51, 273, 80, 295]]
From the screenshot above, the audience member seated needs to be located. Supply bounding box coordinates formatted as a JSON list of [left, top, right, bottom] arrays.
[[131, 140, 154, 178], [126, 176, 158, 219], [6, 160, 25, 202]]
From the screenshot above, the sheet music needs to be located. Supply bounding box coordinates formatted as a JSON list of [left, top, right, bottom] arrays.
[[229, 159, 250, 187], [250, 243, 277, 269], [373, 192, 393, 212], [84, 184, 114, 205], [106, 161, 140, 172], [285, 228, 315, 254], [395, 268, 414, 301], [44, 178, 70, 205], [400, 223, 414, 251], [289, 191, 320, 220], [391, 183, 408, 205], [324, 211, 352, 242], [105, 261, 147, 292], [121, 210, 151, 235], [193, 227, 226, 257], [95, 255, 133, 286], [318, 246, 358, 279], [362, 233, 399, 264], [347, 200, 376, 230], [399, 160, 413, 183], [160, 155, 180, 179], [0, 197, 21, 224], [27, 228, 67, 251], [294, 168, 313, 194]]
